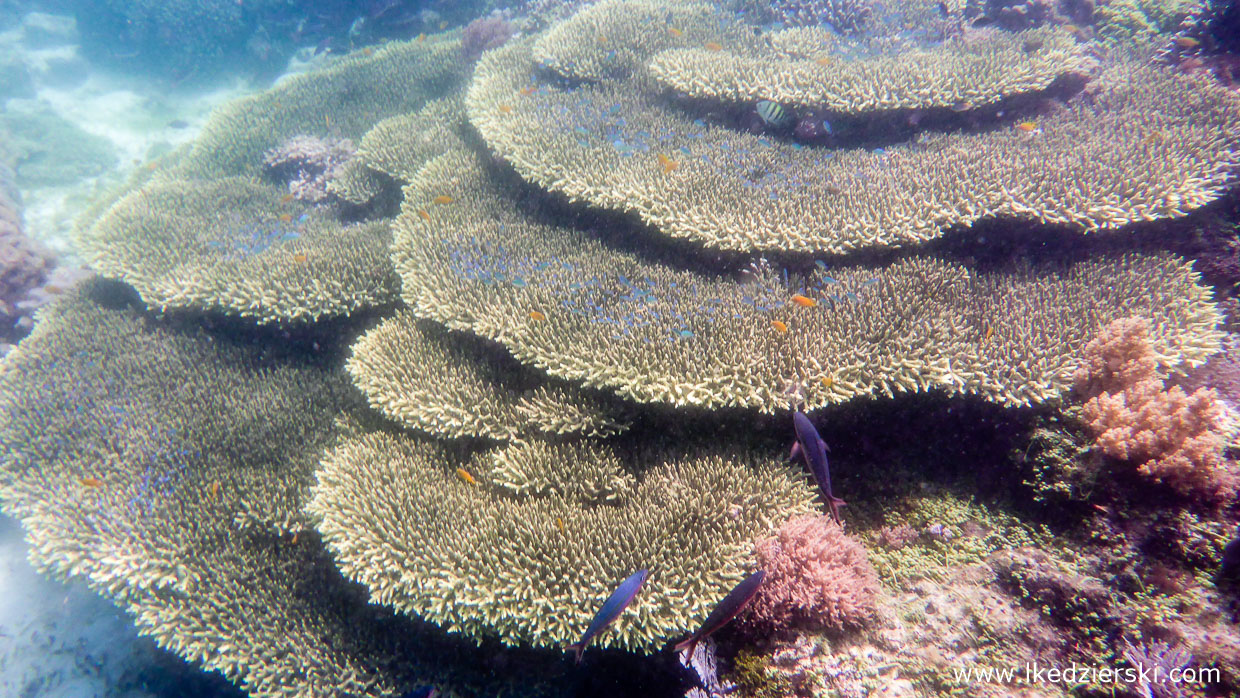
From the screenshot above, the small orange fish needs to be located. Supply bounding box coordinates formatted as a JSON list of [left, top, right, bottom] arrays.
[[791, 294, 817, 308], [771, 320, 789, 334], [498, 104, 513, 114], [1015, 121, 1039, 133], [146, 161, 159, 170], [325, 114, 331, 129], [362, 47, 373, 56], [80, 477, 104, 488], [417, 209, 431, 221], [279, 213, 293, 223], [821, 374, 834, 390], [815, 55, 832, 67], [983, 326, 994, 342], [1064, 24, 1081, 35], [292, 531, 301, 545], [529, 310, 546, 321], [416, 33, 426, 43], [597, 35, 608, 44], [1175, 36, 1201, 49], [439, 20, 449, 30], [657, 153, 679, 173], [456, 467, 477, 485], [280, 193, 294, 203], [668, 27, 683, 37], [556, 517, 565, 533], [292, 253, 308, 264], [704, 41, 723, 52], [519, 86, 536, 96], [210, 480, 220, 500], [433, 195, 454, 205]]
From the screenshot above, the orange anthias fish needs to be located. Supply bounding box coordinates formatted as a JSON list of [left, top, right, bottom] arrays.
[[771, 320, 789, 333], [519, 86, 537, 96], [416, 33, 426, 43], [292, 253, 308, 264], [456, 468, 477, 485], [704, 41, 723, 51], [1015, 121, 1039, 133], [498, 104, 513, 114], [657, 153, 679, 173], [791, 294, 817, 308], [556, 517, 566, 533], [210, 480, 220, 500], [668, 27, 683, 37], [80, 476, 104, 488], [417, 209, 431, 221], [1175, 36, 1201, 49], [821, 374, 834, 390], [433, 195, 454, 205], [278, 213, 293, 223], [529, 310, 546, 321], [815, 55, 832, 67], [280, 193, 294, 203]]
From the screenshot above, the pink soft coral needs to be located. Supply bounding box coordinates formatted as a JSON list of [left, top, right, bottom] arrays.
[[1076, 317, 1237, 501], [744, 515, 879, 634]]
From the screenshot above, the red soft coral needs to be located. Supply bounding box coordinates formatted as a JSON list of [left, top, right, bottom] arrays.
[[1076, 317, 1236, 501], [744, 515, 879, 634]]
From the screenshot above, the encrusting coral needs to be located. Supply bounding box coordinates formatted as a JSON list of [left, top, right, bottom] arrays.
[[1076, 316, 1238, 500], [76, 175, 397, 323], [394, 147, 1221, 412], [745, 515, 880, 633], [308, 430, 816, 650], [471, 40, 1240, 254], [648, 25, 1090, 113], [262, 134, 357, 203], [346, 311, 629, 440]]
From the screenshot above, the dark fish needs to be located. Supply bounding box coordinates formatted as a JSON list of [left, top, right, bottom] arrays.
[[167, 119, 189, 129], [400, 687, 438, 698], [567, 569, 649, 663], [1220, 526, 1240, 581], [790, 412, 845, 523], [936, 2, 949, 18], [673, 571, 765, 656]]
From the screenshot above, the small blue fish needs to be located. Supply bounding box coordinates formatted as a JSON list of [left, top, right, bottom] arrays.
[[756, 100, 793, 128], [673, 571, 765, 656], [567, 570, 649, 663], [790, 412, 844, 524]]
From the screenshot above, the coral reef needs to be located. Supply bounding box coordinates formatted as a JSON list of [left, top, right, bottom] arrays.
[[262, 134, 357, 203], [0, 148, 52, 346], [1076, 317, 1238, 500], [472, 40, 1240, 254], [395, 147, 1221, 412], [745, 515, 880, 633], [308, 430, 816, 650], [648, 26, 1090, 113], [346, 311, 629, 440], [76, 175, 397, 323], [768, 0, 874, 31]]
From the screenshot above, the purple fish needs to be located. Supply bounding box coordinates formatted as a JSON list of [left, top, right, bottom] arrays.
[[567, 569, 649, 663], [791, 412, 845, 523], [673, 570, 765, 656]]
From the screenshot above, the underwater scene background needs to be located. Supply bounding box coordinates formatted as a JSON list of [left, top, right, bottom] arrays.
[[2, 0, 1240, 696]]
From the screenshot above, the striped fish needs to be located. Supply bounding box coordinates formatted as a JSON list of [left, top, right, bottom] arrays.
[[756, 100, 793, 128]]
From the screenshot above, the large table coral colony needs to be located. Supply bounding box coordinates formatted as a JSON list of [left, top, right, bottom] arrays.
[[1, 0, 1238, 696]]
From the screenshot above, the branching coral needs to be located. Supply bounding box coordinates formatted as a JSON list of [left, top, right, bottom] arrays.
[[471, 41, 1240, 254], [308, 430, 816, 650], [76, 176, 397, 323], [745, 515, 880, 632], [1076, 317, 1238, 500], [171, 33, 468, 180], [346, 311, 629, 440], [393, 147, 1221, 412], [648, 26, 1089, 113], [531, 0, 757, 81], [328, 94, 468, 205]]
